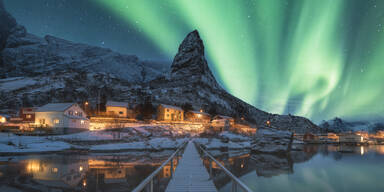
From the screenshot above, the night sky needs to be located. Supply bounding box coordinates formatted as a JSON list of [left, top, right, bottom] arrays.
[[4, 0, 384, 122]]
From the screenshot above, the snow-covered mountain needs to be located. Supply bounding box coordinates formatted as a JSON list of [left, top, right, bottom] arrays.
[[319, 117, 384, 133], [0, 1, 320, 133]]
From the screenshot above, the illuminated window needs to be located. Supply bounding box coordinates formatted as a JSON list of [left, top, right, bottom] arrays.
[[26, 114, 32, 119], [79, 166, 83, 172], [52, 167, 58, 173], [68, 111, 73, 115], [53, 119, 60, 124], [39, 119, 45, 124], [81, 120, 85, 125]]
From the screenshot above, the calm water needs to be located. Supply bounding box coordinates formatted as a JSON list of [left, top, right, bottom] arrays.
[[1, 145, 383, 192], [0, 151, 177, 192], [205, 145, 384, 192]]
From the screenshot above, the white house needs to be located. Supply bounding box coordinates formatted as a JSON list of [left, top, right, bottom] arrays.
[[35, 103, 89, 131], [105, 101, 129, 118]]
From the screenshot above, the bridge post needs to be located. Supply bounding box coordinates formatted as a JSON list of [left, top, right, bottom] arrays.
[[231, 179, 237, 192], [209, 159, 213, 179], [171, 158, 174, 177]]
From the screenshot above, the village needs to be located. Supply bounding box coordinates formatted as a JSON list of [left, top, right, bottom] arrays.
[[0, 101, 383, 148], [0, 101, 256, 136]]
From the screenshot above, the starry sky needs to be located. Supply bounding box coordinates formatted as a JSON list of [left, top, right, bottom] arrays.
[[4, 0, 384, 123]]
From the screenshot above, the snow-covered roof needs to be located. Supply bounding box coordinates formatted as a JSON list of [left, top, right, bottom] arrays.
[[189, 110, 210, 116], [36, 103, 76, 112], [159, 104, 183, 111], [106, 101, 128, 108]]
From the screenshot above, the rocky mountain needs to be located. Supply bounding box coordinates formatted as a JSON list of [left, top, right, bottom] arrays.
[[0, 1, 320, 133], [319, 117, 384, 133]]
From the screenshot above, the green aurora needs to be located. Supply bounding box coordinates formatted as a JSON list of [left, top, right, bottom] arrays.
[[95, 0, 384, 122]]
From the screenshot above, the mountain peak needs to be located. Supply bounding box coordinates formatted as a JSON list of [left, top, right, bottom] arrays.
[[170, 30, 220, 88]]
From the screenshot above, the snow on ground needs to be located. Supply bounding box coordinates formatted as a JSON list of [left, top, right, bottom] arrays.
[[90, 138, 188, 151], [0, 133, 71, 153], [53, 130, 131, 141], [194, 138, 251, 149], [219, 131, 251, 142]]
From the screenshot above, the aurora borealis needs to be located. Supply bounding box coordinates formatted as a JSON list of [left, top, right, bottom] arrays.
[[5, 0, 384, 122]]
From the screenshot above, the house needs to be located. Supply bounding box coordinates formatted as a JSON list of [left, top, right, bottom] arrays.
[[211, 115, 235, 130], [185, 110, 211, 123], [35, 103, 89, 132], [20, 107, 37, 123], [157, 104, 184, 121], [303, 133, 319, 143], [339, 133, 364, 143], [317, 133, 339, 143], [105, 101, 130, 118]]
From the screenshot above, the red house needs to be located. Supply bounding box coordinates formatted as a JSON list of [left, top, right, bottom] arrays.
[[20, 107, 37, 123]]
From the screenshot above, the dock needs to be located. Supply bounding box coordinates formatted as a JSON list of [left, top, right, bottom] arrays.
[[165, 141, 217, 192]]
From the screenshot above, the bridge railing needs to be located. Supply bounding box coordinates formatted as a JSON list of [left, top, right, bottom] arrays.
[[132, 141, 188, 192], [195, 142, 253, 192]]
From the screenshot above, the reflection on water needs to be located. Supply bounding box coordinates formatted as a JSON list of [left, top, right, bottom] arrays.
[[204, 145, 384, 192], [0, 151, 179, 192]]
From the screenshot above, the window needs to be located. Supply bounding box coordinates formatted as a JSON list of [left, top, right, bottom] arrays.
[[167, 109, 169, 112], [68, 111, 73, 115], [52, 167, 58, 173], [81, 120, 85, 125], [26, 114, 32, 119], [79, 112, 82, 117], [53, 119, 60, 124], [39, 119, 45, 124], [119, 111, 123, 114], [167, 114, 169, 117], [72, 120, 76, 123]]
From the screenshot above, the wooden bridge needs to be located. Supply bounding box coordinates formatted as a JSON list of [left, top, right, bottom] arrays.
[[165, 141, 217, 192], [133, 141, 253, 192]]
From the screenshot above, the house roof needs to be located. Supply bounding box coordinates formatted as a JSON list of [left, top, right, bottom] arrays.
[[159, 104, 183, 111], [189, 110, 210, 116], [106, 101, 129, 108], [36, 103, 76, 112]]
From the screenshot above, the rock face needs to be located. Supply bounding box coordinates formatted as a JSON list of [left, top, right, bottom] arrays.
[[251, 129, 294, 154], [170, 30, 220, 89], [0, 1, 320, 133], [0, 0, 16, 50]]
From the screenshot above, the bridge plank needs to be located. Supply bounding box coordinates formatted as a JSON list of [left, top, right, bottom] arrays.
[[165, 141, 217, 192]]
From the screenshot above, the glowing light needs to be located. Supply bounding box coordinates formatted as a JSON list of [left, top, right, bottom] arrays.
[[79, 166, 83, 172], [360, 146, 364, 155], [0, 117, 5, 123]]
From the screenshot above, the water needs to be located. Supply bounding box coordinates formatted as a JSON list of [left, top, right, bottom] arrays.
[[205, 145, 384, 192], [0, 151, 176, 192], [1, 145, 383, 192]]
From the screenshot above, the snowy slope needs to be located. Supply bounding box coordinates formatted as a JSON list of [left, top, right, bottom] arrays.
[[319, 117, 384, 133]]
